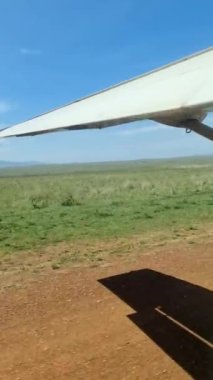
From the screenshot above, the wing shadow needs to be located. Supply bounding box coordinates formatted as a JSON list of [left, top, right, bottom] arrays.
[[99, 269, 213, 379]]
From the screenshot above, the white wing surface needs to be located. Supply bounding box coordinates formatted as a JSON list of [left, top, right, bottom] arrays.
[[0, 47, 213, 140]]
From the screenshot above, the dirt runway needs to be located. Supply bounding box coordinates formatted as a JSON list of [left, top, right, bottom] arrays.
[[0, 242, 212, 379]]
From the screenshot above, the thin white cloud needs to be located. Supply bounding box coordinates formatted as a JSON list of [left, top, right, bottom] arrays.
[[0, 101, 12, 114], [0, 129, 9, 152], [116, 124, 167, 136], [0, 137, 7, 145], [20, 48, 42, 55]]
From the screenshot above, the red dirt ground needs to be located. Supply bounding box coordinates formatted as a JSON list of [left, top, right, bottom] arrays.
[[0, 241, 212, 380]]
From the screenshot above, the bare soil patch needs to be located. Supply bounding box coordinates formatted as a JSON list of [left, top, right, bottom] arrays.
[[0, 241, 212, 379]]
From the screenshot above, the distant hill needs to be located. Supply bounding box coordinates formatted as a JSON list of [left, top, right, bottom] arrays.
[[0, 155, 212, 177], [0, 155, 212, 169], [0, 161, 42, 168]]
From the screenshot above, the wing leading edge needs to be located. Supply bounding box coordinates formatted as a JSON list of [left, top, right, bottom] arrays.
[[0, 47, 213, 140]]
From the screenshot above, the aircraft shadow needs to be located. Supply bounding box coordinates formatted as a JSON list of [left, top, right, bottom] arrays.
[[99, 269, 213, 379]]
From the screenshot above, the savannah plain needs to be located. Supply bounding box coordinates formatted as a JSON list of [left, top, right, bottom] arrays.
[[0, 156, 212, 379]]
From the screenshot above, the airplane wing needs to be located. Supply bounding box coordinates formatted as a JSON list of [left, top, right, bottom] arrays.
[[0, 47, 213, 140]]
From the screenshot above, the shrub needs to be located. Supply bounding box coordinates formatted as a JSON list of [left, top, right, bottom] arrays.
[[31, 195, 49, 209], [61, 194, 80, 207]]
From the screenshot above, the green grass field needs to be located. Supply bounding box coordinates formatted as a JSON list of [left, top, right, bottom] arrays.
[[0, 156, 212, 258]]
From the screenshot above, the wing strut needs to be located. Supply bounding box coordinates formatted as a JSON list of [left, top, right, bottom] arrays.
[[181, 120, 213, 141]]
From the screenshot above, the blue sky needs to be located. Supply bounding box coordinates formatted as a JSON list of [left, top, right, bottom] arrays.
[[0, 0, 212, 163]]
